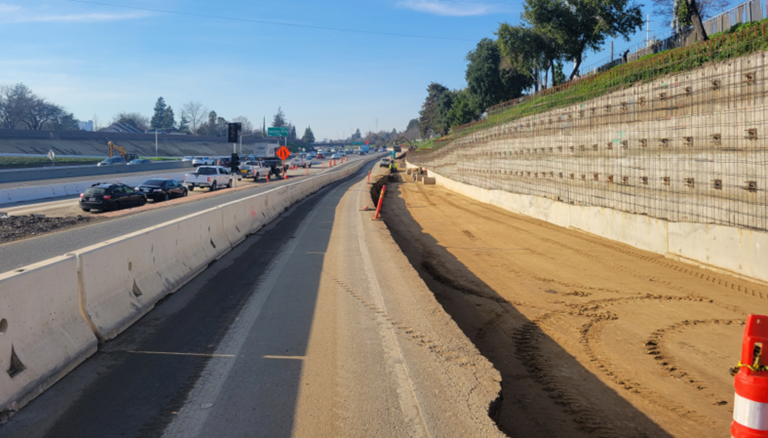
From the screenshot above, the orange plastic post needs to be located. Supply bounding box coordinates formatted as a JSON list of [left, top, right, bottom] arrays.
[[367, 170, 371, 183], [373, 185, 386, 220]]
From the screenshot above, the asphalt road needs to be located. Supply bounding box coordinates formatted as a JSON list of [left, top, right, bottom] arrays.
[[0, 158, 502, 438], [0, 155, 374, 273]]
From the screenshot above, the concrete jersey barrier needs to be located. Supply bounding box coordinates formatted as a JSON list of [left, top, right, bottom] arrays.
[[0, 161, 193, 184], [0, 255, 98, 419], [74, 207, 231, 341]]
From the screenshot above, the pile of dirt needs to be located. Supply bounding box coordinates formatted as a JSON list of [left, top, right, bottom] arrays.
[[0, 215, 99, 243]]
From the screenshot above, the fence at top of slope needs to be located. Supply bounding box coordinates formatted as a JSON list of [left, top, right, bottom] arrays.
[[409, 40, 768, 232]]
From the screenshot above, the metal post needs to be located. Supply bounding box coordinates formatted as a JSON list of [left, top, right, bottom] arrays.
[[610, 41, 613, 62], [155, 129, 158, 157]]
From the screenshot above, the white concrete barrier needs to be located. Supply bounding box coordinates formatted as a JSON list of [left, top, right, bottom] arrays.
[[0, 255, 98, 417], [75, 207, 231, 341]]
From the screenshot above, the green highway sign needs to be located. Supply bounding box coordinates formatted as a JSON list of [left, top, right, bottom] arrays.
[[268, 127, 289, 137], [351, 141, 364, 145]]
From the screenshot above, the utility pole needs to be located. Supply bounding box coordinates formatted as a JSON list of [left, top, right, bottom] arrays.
[[610, 41, 613, 62]]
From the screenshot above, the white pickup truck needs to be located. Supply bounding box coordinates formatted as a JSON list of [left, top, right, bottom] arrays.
[[184, 166, 232, 191], [290, 156, 311, 168], [239, 160, 270, 181]]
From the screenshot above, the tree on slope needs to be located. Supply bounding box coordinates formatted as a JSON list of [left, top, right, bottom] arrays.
[[418, 83, 450, 138], [520, 0, 644, 80], [466, 38, 531, 113]]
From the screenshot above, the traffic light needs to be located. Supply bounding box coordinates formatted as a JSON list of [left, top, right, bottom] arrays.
[[228, 123, 242, 143], [230, 153, 240, 174]]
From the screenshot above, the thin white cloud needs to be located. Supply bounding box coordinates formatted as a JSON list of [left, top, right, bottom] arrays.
[[11, 11, 149, 23], [0, 3, 21, 12], [397, 0, 493, 16]]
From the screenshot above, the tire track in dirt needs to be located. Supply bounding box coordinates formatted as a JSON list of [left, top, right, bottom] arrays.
[[420, 186, 748, 316], [644, 319, 741, 402]]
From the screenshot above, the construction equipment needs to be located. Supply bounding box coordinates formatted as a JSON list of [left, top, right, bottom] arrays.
[[107, 141, 137, 162], [393, 136, 415, 151]]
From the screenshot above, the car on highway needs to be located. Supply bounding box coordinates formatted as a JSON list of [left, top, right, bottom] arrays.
[[182, 156, 194, 162], [128, 158, 152, 165], [290, 156, 311, 168], [240, 160, 270, 181], [79, 182, 147, 212], [97, 157, 126, 166], [316, 153, 325, 159], [217, 157, 232, 168], [331, 153, 341, 160], [184, 166, 232, 191], [192, 156, 215, 167], [258, 158, 285, 177], [136, 178, 188, 201], [380, 158, 390, 167]]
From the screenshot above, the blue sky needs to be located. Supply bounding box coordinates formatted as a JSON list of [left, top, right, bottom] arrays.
[[0, 0, 672, 140]]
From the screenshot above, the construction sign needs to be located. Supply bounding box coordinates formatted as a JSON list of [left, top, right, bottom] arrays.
[[276, 146, 291, 161]]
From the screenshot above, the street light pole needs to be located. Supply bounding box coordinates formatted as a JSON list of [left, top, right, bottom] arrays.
[[155, 129, 158, 157]]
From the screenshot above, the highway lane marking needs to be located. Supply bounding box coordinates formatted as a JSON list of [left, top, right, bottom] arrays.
[[161, 179, 342, 438], [263, 355, 306, 360], [110, 350, 238, 358]]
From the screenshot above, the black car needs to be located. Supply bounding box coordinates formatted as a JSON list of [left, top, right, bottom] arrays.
[[80, 183, 147, 212], [136, 178, 188, 202]]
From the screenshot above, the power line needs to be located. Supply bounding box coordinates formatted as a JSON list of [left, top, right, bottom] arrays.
[[61, 0, 477, 42]]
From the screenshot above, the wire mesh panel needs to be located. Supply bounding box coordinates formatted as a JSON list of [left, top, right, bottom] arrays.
[[411, 41, 768, 232]]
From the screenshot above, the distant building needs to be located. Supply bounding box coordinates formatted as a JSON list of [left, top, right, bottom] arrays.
[[78, 120, 94, 131], [102, 123, 145, 134]]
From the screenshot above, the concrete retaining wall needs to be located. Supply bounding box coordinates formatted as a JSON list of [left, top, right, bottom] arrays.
[[415, 164, 767, 285], [0, 161, 193, 184], [0, 156, 373, 417]]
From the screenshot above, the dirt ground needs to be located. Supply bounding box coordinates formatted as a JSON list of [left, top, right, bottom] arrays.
[[0, 215, 100, 244], [380, 170, 767, 438]]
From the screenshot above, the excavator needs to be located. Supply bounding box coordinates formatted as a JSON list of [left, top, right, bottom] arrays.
[[107, 141, 137, 162]]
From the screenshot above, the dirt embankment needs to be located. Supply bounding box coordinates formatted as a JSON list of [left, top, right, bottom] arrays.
[[379, 172, 765, 438]]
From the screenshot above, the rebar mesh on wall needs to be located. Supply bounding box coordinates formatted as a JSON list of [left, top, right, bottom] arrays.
[[411, 50, 768, 232]]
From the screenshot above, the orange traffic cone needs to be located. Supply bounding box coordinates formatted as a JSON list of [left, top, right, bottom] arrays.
[[731, 314, 768, 438]]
